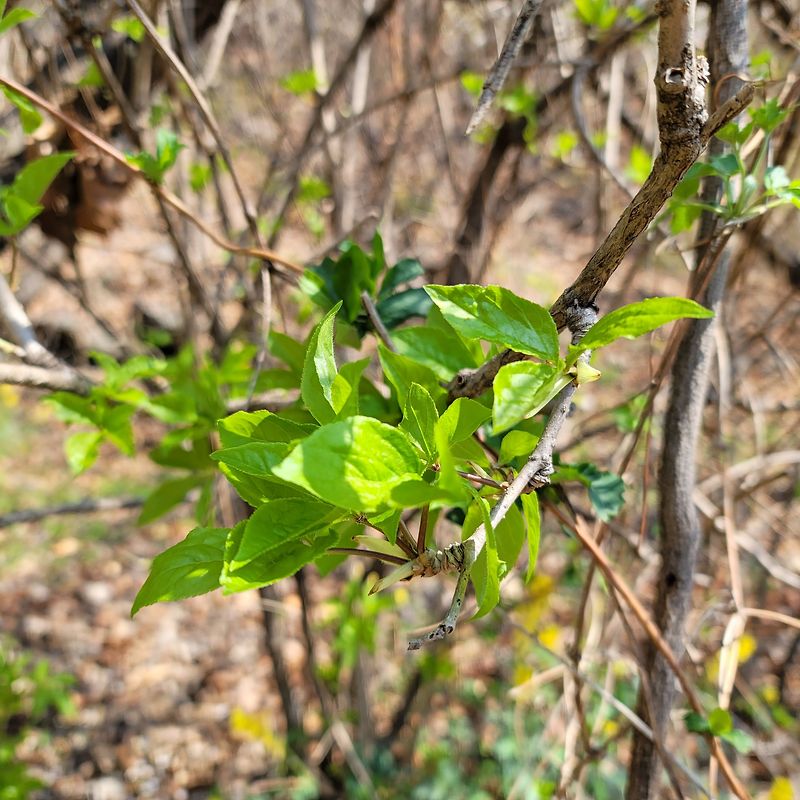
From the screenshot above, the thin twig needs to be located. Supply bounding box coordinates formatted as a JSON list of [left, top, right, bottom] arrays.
[[465, 0, 544, 135], [0, 496, 145, 528], [360, 291, 395, 352], [0, 77, 304, 274]]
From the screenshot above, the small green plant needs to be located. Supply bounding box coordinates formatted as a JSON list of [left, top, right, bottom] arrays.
[[666, 98, 799, 233], [0, 153, 74, 237], [0, 638, 74, 800], [126, 128, 185, 184], [127, 233, 712, 628]]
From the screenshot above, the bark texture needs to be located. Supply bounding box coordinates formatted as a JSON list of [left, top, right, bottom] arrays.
[[625, 2, 749, 797]]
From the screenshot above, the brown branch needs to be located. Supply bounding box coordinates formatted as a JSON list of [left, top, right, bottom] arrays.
[[0, 76, 305, 274], [465, 0, 544, 135], [626, 1, 751, 797], [0, 496, 144, 528]]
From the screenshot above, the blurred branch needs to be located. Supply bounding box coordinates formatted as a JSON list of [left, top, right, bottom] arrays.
[[465, 0, 544, 136], [0, 496, 144, 528], [0, 77, 305, 275]]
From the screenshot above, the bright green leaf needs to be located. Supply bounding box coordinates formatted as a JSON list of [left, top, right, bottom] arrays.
[[222, 528, 337, 593], [229, 498, 341, 569], [521, 492, 541, 582], [301, 301, 343, 423], [274, 416, 422, 512], [378, 344, 445, 405], [425, 284, 559, 361], [0, 7, 36, 37], [575, 297, 714, 354], [437, 397, 492, 445], [1, 86, 43, 133], [280, 68, 318, 95], [65, 430, 103, 474], [399, 383, 439, 462], [492, 361, 564, 433], [131, 526, 229, 615], [499, 430, 540, 464]]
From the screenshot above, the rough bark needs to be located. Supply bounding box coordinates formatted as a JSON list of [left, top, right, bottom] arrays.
[[625, 2, 749, 798]]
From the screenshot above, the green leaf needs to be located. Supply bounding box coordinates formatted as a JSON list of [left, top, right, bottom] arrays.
[[425, 284, 559, 361], [1, 86, 43, 133], [437, 397, 492, 445], [588, 471, 625, 521], [378, 257, 424, 299], [222, 528, 337, 593], [460, 70, 484, 98], [280, 68, 318, 95], [273, 416, 422, 512], [390, 478, 464, 508], [470, 497, 502, 619], [378, 344, 445, 405], [684, 711, 709, 734], [393, 324, 481, 381], [65, 431, 102, 474], [399, 383, 439, 462], [0, 192, 41, 234], [574, 297, 714, 354], [374, 287, 432, 329], [269, 330, 306, 375], [750, 98, 789, 134], [111, 15, 145, 41], [229, 498, 341, 569], [492, 361, 565, 433], [77, 62, 104, 88], [131, 526, 229, 615], [211, 441, 291, 477], [499, 430, 539, 464], [708, 707, 733, 736], [721, 728, 753, 754], [301, 301, 344, 423], [0, 7, 36, 37], [709, 152, 740, 178], [138, 476, 202, 524], [521, 492, 541, 582], [298, 175, 331, 203]]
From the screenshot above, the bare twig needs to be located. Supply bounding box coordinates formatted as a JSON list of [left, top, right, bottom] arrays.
[[0, 77, 304, 274], [360, 291, 395, 352], [0, 363, 92, 394], [465, 0, 544, 136], [0, 496, 144, 528]]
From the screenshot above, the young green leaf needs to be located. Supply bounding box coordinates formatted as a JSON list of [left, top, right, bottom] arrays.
[[492, 361, 565, 433], [425, 284, 559, 361], [469, 497, 502, 619], [65, 431, 102, 474], [0, 7, 36, 37], [574, 297, 714, 354], [138, 475, 204, 525], [11, 152, 74, 206], [521, 492, 541, 582], [301, 301, 346, 423], [228, 498, 341, 569], [221, 528, 337, 594], [211, 441, 292, 477], [132, 525, 230, 615], [273, 416, 422, 512], [378, 345, 445, 405], [437, 397, 492, 445], [1, 86, 43, 134], [393, 324, 481, 380], [399, 383, 439, 462], [499, 430, 540, 465]]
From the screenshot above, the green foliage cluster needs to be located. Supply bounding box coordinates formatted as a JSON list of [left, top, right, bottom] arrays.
[[120, 234, 712, 620], [666, 99, 799, 232], [0, 639, 74, 800]]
